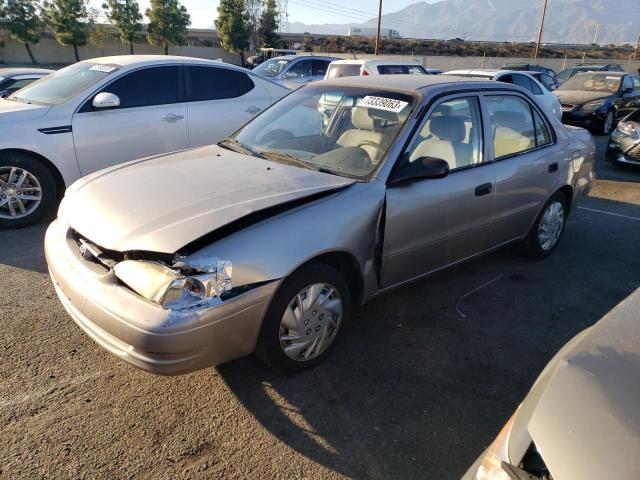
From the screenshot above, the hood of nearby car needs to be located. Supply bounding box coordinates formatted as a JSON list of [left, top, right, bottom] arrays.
[[0, 98, 49, 123], [527, 288, 640, 480], [59, 144, 356, 253], [554, 90, 613, 106]]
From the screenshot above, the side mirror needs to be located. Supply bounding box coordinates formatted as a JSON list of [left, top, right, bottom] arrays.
[[92, 92, 120, 109], [622, 87, 634, 95], [390, 156, 450, 185]]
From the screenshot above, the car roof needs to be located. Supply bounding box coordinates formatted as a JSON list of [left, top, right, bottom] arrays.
[[266, 55, 339, 61], [330, 59, 423, 66], [316, 73, 503, 92], [572, 71, 626, 77], [82, 55, 247, 69], [0, 67, 54, 77], [445, 69, 500, 76]]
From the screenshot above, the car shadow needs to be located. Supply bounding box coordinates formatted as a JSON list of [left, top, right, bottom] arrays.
[[0, 222, 49, 273], [217, 193, 640, 479]]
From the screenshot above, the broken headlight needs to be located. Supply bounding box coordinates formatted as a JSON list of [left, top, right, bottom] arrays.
[[113, 258, 232, 310]]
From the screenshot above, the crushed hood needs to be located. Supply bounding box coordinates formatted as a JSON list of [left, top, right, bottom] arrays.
[[0, 99, 49, 124], [528, 288, 640, 480], [59, 144, 355, 253], [554, 90, 613, 106]]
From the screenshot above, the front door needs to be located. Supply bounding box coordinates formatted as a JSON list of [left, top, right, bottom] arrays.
[[72, 65, 188, 176], [381, 95, 496, 288]]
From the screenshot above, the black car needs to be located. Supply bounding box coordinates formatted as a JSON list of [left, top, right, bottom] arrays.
[[0, 68, 53, 97], [556, 63, 625, 85], [606, 109, 640, 166], [500, 63, 556, 77], [554, 72, 640, 135]]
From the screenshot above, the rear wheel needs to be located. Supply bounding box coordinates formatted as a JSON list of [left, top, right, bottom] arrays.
[[256, 263, 351, 373], [601, 109, 615, 135], [522, 192, 568, 259], [0, 153, 58, 228]]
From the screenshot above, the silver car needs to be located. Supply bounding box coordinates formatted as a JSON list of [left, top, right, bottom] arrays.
[[463, 288, 640, 480], [252, 55, 340, 89], [45, 76, 595, 374]]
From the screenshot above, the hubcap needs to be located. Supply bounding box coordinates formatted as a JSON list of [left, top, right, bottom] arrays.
[[0, 166, 42, 219], [279, 283, 343, 361], [538, 201, 565, 251]]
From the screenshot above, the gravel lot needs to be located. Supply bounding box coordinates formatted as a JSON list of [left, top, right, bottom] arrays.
[[1, 136, 639, 480]]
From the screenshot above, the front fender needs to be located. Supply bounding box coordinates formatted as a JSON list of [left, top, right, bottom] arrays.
[[185, 180, 387, 296]]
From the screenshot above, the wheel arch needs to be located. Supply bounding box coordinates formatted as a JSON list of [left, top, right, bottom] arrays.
[[0, 148, 66, 201], [557, 184, 574, 214]]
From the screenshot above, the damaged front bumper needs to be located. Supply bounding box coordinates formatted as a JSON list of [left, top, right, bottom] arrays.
[[45, 219, 281, 375]]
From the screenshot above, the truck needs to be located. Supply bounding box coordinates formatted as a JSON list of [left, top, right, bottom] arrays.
[[348, 27, 401, 39]]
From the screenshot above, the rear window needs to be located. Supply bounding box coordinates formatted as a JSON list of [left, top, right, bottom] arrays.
[[377, 65, 426, 75], [326, 64, 362, 78]]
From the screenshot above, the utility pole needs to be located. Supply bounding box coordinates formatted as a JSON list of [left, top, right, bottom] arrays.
[[592, 22, 601, 45], [634, 32, 640, 61], [375, 0, 382, 55], [533, 0, 548, 59]]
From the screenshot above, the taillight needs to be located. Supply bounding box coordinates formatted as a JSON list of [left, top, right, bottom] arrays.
[[361, 69, 369, 76]]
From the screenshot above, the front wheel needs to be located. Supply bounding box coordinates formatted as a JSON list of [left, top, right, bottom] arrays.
[[256, 263, 351, 373], [601, 109, 615, 135], [523, 192, 568, 259], [0, 153, 58, 228]]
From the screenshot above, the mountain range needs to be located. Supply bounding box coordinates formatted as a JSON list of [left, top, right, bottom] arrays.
[[283, 0, 639, 44]]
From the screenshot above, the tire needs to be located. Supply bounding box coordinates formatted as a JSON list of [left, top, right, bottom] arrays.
[[601, 109, 615, 136], [0, 152, 58, 229], [255, 262, 352, 373], [522, 192, 568, 259]]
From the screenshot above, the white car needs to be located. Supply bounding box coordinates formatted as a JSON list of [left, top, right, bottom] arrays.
[[325, 59, 433, 79], [444, 69, 562, 120], [0, 55, 288, 227]]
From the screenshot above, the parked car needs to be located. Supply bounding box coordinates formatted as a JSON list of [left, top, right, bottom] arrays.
[[606, 108, 640, 166], [45, 75, 595, 375], [528, 71, 560, 92], [556, 63, 625, 85], [444, 69, 562, 119], [324, 59, 432, 78], [463, 288, 640, 480], [246, 48, 298, 68], [554, 72, 640, 135], [0, 68, 53, 98], [500, 63, 556, 76], [252, 55, 340, 89], [0, 55, 288, 228]]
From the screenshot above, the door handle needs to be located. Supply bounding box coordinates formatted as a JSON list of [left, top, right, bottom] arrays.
[[245, 105, 262, 115], [162, 113, 184, 123], [548, 162, 558, 173], [475, 183, 493, 197]]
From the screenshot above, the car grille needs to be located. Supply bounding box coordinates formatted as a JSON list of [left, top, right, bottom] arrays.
[[626, 143, 640, 160], [70, 229, 123, 271]]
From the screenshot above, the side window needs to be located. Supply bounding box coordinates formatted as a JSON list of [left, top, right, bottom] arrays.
[[633, 77, 640, 91], [187, 66, 254, 101], [405, 96, 483, 171], [407, 66, 427, 74], [99, 66, 180, 109], [539, 74, 555, 91], [533, 109, 552, 147], [485, 95, 536, 159], [512, 74, 535, 93], [289, 60, 312, 77], [622, 76, 634, 92], [377, 65, 405, 74], [311, 60, 330, 76]]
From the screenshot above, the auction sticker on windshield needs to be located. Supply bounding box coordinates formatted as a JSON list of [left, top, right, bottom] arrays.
[[358, 96, 408, 113], [90, 64, 117, 73]]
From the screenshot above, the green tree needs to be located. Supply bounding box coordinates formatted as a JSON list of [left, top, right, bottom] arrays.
[[145, 0, 190, 55], [102, 0, 143, 54], [89, 22, 111, 55], [1, 0, 42, 64], [215, 0, 249, 65], [42, 0, 89, 61], [259, 0, 278, 48], [243, 0, 261, 51]]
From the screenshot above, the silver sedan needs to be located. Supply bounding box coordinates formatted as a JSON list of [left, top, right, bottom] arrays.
[[45, 75, 596, 374]]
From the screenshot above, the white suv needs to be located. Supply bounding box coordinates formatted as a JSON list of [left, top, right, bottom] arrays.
[[0, 55, 288, 227], [325, 59, 436, 79]]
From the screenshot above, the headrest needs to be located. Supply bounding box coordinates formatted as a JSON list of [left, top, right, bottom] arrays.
[[429, 116, 466, 142], [351, 107, 376, 131]]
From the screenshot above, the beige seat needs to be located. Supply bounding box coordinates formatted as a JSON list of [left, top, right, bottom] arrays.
[[492, 110, 535, 158], [409, 116, 470, 170], [337, 108, 385, 163]]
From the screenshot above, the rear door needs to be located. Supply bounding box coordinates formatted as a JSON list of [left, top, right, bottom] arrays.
[[185, 65, 271, 147], [72, 65, 188, 176], [381, 95, 495, 288], [483, 93, 562, 247]]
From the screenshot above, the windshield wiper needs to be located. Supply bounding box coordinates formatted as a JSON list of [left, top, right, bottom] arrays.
[[259, 151, 322, 172], [218, 138, 265, 158], [8, 96, 31, 104]]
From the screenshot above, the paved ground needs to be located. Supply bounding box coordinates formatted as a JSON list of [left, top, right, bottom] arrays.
[[1, 136, 639, 480]]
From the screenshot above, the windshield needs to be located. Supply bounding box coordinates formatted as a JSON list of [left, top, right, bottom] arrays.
[[326, 64, 362, 78], [253, 58, 290, 77], [10, 62, 120, 105], [559, 73, 621, 93], [230, 85, 417, 180]]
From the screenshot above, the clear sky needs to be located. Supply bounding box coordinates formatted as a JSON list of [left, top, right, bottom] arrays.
[[90, 0, 440, 29]]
